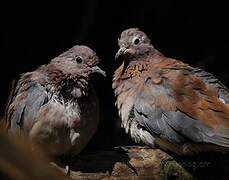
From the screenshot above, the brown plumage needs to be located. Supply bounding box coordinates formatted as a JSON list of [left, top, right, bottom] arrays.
[[4, 45, 105, 157], [113, 28, 229, 155]]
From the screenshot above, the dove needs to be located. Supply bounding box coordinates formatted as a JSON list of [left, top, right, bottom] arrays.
[[113, 28, 229, 155], [4, 45, 105, 157]]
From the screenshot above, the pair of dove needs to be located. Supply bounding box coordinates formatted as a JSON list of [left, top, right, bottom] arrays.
[[4, 28, 229, 157]]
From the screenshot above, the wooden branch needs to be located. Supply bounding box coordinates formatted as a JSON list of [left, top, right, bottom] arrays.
[[63, 146, 195, 179], [1, 132, 228, 180], [52, 146, 229, 180]]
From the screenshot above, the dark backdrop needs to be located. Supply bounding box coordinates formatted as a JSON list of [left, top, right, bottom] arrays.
[[0, 0, 228, 149]]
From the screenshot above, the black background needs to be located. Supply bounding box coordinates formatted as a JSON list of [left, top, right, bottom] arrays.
[[0, 0, 229, 149]]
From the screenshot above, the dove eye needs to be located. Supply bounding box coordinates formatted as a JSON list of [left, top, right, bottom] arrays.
[[75, 56, 83, 64], [133, 37, 140, 45]]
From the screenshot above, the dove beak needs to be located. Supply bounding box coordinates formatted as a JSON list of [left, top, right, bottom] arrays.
[[115, 47, 133, 75], [115, 47, 128, 61], [91, 66, 106, 76]]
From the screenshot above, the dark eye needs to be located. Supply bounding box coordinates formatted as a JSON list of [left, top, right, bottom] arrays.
[[133, 37, 140, 45], [75, 56, 83, 63]]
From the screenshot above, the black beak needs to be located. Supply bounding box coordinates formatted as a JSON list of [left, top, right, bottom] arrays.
[[115, 47, 128, 61], [91, 66, 106, 76], [115, 47, 133, 75]]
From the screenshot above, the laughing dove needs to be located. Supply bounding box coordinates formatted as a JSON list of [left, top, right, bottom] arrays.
[[113, 28, 229, 155], [5, 45, 105, 157]]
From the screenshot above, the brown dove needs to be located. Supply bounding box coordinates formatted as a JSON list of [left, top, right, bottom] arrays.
[[4, 45, 105, 157], [113, 28, 229, 155]]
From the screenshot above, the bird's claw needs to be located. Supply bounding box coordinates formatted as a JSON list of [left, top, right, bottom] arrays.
[[65, 165, 70, 176]]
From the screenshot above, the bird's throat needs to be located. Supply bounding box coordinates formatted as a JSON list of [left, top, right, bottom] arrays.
[[119, 60, 149, 80]]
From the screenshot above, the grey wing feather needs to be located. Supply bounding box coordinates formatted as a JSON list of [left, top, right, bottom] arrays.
[[191, 67, 229, 103], [135, 96, 229, 148], [6, 73, 48, 135], [134, 74, 229, 148], [134, 96, 186, 144], [163, 111, 229, 148]]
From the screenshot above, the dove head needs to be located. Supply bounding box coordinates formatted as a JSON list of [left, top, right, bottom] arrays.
[[50, 45, 106, 77], [115, 28, 156, 62]]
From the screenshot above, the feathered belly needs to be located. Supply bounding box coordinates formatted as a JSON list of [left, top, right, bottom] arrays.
[[29, 100, 82, 156]]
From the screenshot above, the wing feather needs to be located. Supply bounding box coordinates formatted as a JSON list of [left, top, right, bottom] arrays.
[[6, 72, 48, 135], [134, 60, 229, 148]]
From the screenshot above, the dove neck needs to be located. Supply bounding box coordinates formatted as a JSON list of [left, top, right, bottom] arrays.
[[126, 47, 164, 63], [43, 63, 85, 83], [39, 64, 90, 99], [122, 51, 164, 73]]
